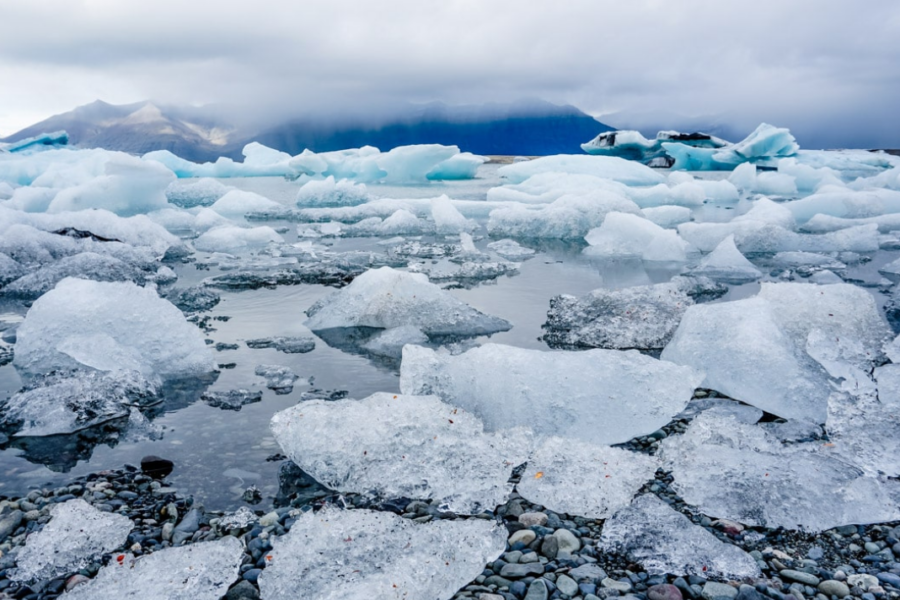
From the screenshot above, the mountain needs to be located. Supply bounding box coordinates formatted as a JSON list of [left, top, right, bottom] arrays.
[[2, 99, 611, 161]]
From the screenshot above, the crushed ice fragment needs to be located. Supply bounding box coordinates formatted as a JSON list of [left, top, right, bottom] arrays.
[[690, 235, 762, 284], [202, 389, 263, 411], [255, 365, 300, 394]]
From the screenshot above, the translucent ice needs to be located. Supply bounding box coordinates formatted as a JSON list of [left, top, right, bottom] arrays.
[[689, 235, 762, 284], [165, 178, 232, 208], [305, 267, 511, 336], [295, 176, 370, 207], [498, 155, 665, 186], [784, 188, 900, 223], [3, 369, 158, 437], [257, 507, 506, 600], [431, 195, 475, 234], [642, 206, 692, 228], [209, 189, 283, 219], [486, 239, 536, 259], [426, 152, 486, 180], [663, 124, 799, 171], [542, 279, 695, 350], [271, 393, 531, 513], [2, 252, 146, 299], [359, 325, 429, 359], [659, 412, 900, 531], [11, 498, 133, 582], [518, 438, 659, 519], [678, 221, 879, 254], [14, 278, 215, 379], [193, 225, 283, 253], [599, 493, 760, 579], [400, 343, 703, 445], [63, 536, 243, 600], [255, 364, 300, 394], [584, 212, 696, 262]]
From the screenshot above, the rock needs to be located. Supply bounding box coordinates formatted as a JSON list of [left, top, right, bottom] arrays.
[[509, 529, 537, 546], [569, 563, 607, 581], [259, 511, 280, 527], [817, 581, 850, 598], [140, 456, 174, 479], [172, 508, 201, 545], [161, 522, 174, 542], [735, 587, 765, 600], [65, 574, 90, 592], [553, 529, 581, 553], [650, 584, 685, 600], [702, 582, 738, 600], [225, 580, 261, 600], [500, 562, 545, 578], [541, 535, 559, 560], [525, 579, 549, 600], [877, 573, 900, 589], [557, 574, 579, 596], [603, 578, 634, 592], [0, 510, 23, 543], [519, 512, 549, 527], [781, 570, 821, 586]]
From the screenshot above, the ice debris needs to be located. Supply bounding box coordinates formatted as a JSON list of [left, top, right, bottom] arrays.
[[486, 239, 536, 259], [599, 494, 761, 579], [400, 343, 703, 445], [13, 278, 214, 380], [62, 536, 243, 600], [202, 389, 263, 411], [11, 498, 133, 582], [659, 412, 900, 532], [245, 336, 316, 353], [518, 437, 659, 519], [689, 235, 762, 284], [305, 267, 511, 336], [257, 507, 506, 600], [255, 364, 300, 394], [271, 393, 532, 513]]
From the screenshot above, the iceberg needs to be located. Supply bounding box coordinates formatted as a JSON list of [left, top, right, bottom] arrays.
[[271, 393, 531, 513], [13, 278, 215, 380], [431, 195, 475, 234], [400, 343, 703, 445], [1, 252, 147, 299], [662, 123, 799, 171], [659, 412, 900, 531], [678, 221, 879, 254], [209, 189, 284, 219], [584, 212, 696, 262], [304, 267, 511, 336], [165, 177, 232, 208], [257, 507, 506, 600], [487, 192, 641, 240], [3, 130, 69, 154], [582, 130, 728, 166], [498, 154, 666, 186], [689, 235, 762, 284], [10, 498, 133, 582], [295, 176, 370, 207], [784, 188, 900, 222], [517, 437, 659, 519], [599, 494, 760, 579], [542, 279, 697, 350], [63, 536, 243, 600], [426, 152, 486, 180], [193, 225, 283, 253]]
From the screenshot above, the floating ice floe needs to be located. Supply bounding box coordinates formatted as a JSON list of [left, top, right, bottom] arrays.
[[599, 493, 761, 579], [245, 336, 316, 353], [498, 154, 665, 186], [542, 278, 705, 350], [659, 412, 900, 532], [304, 267, 511, 336], [193, 225, 284, 253], [662, 282, 891, 423], [255, 364, 300, 394], [2, 369, 158, 436], [202, 389, 263, 411], [11, 498, 133, 582], [62, 536, 244, 600], [784, 188, 900, 222], [641, 205, 693, 228], [517, 437, 659, 519], [271, 393, 531, 513], [296, 176, 370, 207], [165, 178, 232, 208], [689, 235, 762, 284], [486, 239, 536, 260], [400, 343, 702, 445], [13, 278, 215, 379], [257, 507, 506, 600], [584, 212, 697, 262], [1, 252, 147, 299], [209, 189, 284, 219]]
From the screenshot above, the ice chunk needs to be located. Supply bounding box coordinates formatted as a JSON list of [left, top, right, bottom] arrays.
[[305, 267, 511, 336], [599, 494, 760, 579], [887, 333, 900, 362], [784, 188, 900, 223], [271, 393, 531, 513], [827, 387, 900, 478], [584, 212, 696, 262], [170, 286, 221, 313], [359, 325, 428, 359], [659, 412, 900, 531], [641, 206, 692, 228], [0, 252, 27, 286], [880, 257, 900, 282], [518, 438, 659, 519], [542, 279, 695, 350], [295, 176, 370, 207], [486, 239, 536, 259], [2, 369, 158, 437], [62, 536, 243, 600], [245, 336, 316, 353], [408, 259, 520, 285], [689, 235, 762, 284], [675, 396, 763, 424], [431, 195, 474, 234], [582, 130, 729, 166], [4, 130, 69, 154], [771, 251, 846, 270], [2, 252, 146, 299], [663, 124, 799, 171], [258, 507, 506, 600], [255, 364, 300, 394], [14, 278, 214, 379], [210, 189, 283, 219], [193, 225, 283, 253], [10, 498, 132, 582], [375, 144, 459, 182], [662, 297, 832, 423], [487, 192, 641, 240], [498, 154, 665, 186], [427, 152, 486, 180], [202, 389, 263, 411], [678, 221, 879, 254], [165, 178, 231, 208], [400, 343, 703, 445], [48, 154, 175, 216]]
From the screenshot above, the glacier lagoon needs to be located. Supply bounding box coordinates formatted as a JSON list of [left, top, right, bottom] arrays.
[[0, 133, 899, 598]]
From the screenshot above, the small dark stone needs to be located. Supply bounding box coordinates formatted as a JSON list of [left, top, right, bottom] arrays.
[[140, 456, 174, 479], [225, 580, 260, 600], [242, 568, 262, 583]]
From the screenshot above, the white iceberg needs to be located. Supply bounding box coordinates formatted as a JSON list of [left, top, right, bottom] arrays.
[[498, 154, 665, 186], [689, 235, 762, 283]]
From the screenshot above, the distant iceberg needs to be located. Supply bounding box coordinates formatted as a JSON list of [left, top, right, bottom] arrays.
[[582, 129, 728, 167]]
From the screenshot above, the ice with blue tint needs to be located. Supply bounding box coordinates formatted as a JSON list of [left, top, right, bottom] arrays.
[[582, 130, 728, 166], [689, 235, 762, 284], [498, 154, 666, 186], [305, 267, 511, 336], [400, 343, 702, 446], [144, 142, 485, 182], [165, 177, 232, 208], [663, 123, 800, 171], [1, 131, 69, 154], [13, 277, 215, 380], [295, 176, 370, 207]]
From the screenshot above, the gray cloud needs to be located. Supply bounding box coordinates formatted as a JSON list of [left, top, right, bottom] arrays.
[[2, 0, 899, 147]]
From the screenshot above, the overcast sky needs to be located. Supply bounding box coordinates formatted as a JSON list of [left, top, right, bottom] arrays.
[[2, 0, 899, 146]]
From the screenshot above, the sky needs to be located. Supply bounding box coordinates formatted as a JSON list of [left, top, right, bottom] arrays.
[[2, 0, 900, 147]]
